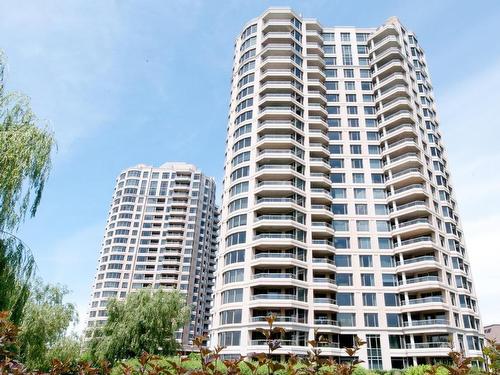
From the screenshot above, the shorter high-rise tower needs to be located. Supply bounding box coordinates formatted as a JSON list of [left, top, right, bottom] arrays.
[[86, 162, 218, 349]]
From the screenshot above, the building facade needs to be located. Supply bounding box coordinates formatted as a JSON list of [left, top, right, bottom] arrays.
[[211, 8, 483, 369], [484, 324, 500, 343], [86, 162, 219, 348]]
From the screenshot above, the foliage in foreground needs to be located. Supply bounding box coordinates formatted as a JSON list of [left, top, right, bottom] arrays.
[[2, 313, 500, 375], [0, 50, 55, 326], [88, 289, 191, 362]]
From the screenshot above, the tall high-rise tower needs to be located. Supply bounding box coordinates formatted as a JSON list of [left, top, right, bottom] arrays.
[[211, 8, 483, 369], [86, 162, 219, 349]]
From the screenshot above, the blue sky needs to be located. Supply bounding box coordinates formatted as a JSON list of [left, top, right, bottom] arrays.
[[1, 0, 499, 330]]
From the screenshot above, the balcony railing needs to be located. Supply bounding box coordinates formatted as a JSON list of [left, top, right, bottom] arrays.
[[387, 137, 417, 149], [389, 183, 425, 196], [398, 236, 433, 247], [394, 218, 430, 230], [403, 319, 449, 327], [253, 272, 296, 279], [390, 167, 421, 179], [397, 255, 436, 265], [406, 296, 444, 304], [312, 258, 335, 265], [254, 252, 297, 259], [313, 298, 337, 304], [391, 200, 426, 212], [252, 294, 302, 301], [405, 275, 440, 284], [251, 315, 306, 323]]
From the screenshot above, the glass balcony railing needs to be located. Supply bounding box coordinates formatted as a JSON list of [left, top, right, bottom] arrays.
[[253, 273, 296, 279], [405, 275, 440, 284], [403, 319, 448, 327], [313, 298, 337, 304], [314, 319, 338, 326]]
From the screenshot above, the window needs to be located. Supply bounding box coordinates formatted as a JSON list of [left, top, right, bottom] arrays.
[[340, 32, 350, 41], [360, 69, 371, 78], [373, 189, 386, 199], [369, 159, 382, 169], [374, 204, 388, 215], [382, 274, 398, 287], [357, 45, 368, 54], [361, 81, 372, 90], [334, 255, 351, 268], [376, 221, 390, 232], [333, 220, 349, 231], [218, 331, 240, 346], [352, 159, 363, 168], [326, 81, 338, 90], [338, 313, 355, 327], [347, 106, 358, 114], [365, 119, 377, 127], [337, 273, 353, 286], [354, 188, 366, 199], [368, 145, 380, 154], [227, 214, 247, 229], [349, 131, 360, 140], [331, 173, 345, 183], [378, 238, 392, 249], [225, 231, 246, 247], [332, 188, 346, 198], [329, 145, 343, 154], [365, 313, 379, 327], [342, 45, 353, 65], [337, 293, 354, 306], [371, 174, 385, 183], [367, 131, 379, 141], [326, 94, 339, 102], [348, 118, 359, 127], [355, 204, 368, 215], [350, 145, 362, 154], [325, 69, 338, 78], [356, 220, 369, 231], [384, 293, 399, 306], [386, 313, 401, 327], [222, 288, 243, 304], [335, 237, 350, 249], [223, 269, 244, 284], [359, 254, 373, 266], [345, 81, 355, 89], [228, 197, 248, 212], [367, 335, 383, 369], [363, 293, 377, 306], [346, 94, 357, 102], [332, 204, 348, 214], [358, 237, 373, 251], [352, 173, 364, 183], [224, 250, 245, 265], [361, 273, 375, 286], [330, 159, 344, 168], [220, 309, 242, 325]]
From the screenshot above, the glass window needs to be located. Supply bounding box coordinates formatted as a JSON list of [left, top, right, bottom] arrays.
[[380, 255, 395, 268], [337, 273, 353, 286], [350, 145, 362, 154], [333, 220, 349, 231], [329, 145, 343, 154], [355, 204, 368, 215], [349, 131, 360, 140], [345, 80, 355, 89], [332, 204, 348, 214], [337, 293, 354, 306], [361, 273, 375, 286], [386, 313, 401, 327], [332, 188, 346, 198], [364, 313, 379, 327], [352, 159, 363, 168], [334, 237, 350, 249], [352, 173, 364, 183], [330, 159, 344, 168], [384, 293, 399, 306], [382, 274, 398, 287], [354, 188, 366, 199], [378, 238, 392, 249], [371, 174, 385, 183], [374, 204, 388, 215], [358, 239, 372, 250], [376, 221, 390, 232], [331, 173, 345, 183], [373, 189, 386, 199], [359, 254, 373, 266], [328, 131, 342, 140], [369, 159, 382, 168], [356, 220, 369, 231], [338, 313, 355, 327], [335, 255, 352, 267], [363, 293, 377, 306]]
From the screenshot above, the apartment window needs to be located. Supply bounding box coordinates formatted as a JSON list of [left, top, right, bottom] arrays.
[[374, 204, 388, 215], [337, 273, 353, 286], [376, 221, 390, 232], [365, 119, 377, 127], [224, 250, 245, 265], [363, 94, 374, 102], [326, 81, 339, 90], [365, 313, 379, 327], [354, 188, 366, 199], [357, 45, 368, 54], [334, 237, 350, 249], [384, 293, 399, 306], [337, 293, 354, 306], [325, 69, 338, 78], [359, 254, 373, 266], [227, 214, 247, 229], [329, 145, 343, 154], [368, 145, 380, 154], [345, 81, 355, 89], [369, 159, 382, 168], [356, 220, 369, 231], [333, 220, 349, 231], [342, 45, 353, 65], [335, 254, 352, 267], [223, 269, 244, 284], [382, 274, 398, 287], [324, 45, 335, 54], [349, 131, 360, 140], [340, 32, 350, 41], [355, 204, 368, 215], [346, 94, 357, 102], [347, 106, 358, 114], [360, 69, 371, 78], [338, 313, 355, 327], [222, 288, 243, 304], [366, 335, 383, 369], [218, 331, 241, 346], [330, 159, 344, 168], [219, 309, 242, 325], [331, 173, 345, 183], [225, 231, 246, 247], [352, 159, 363, 168], [378, 238, 392, 249], [350, 145, 362, 154], [371, 174, 385, 183], [348, 118, 359, 127], [386, 313, 401, 327], [325, 57, 337, 65], [352, 173, 364, 183], [373, 189, 386, 199], [332, 188, 346, 198], [326, 94, 340, 102], [332, 204, 348, 214], [363, 293, 377, 306], [366, 131, 379, 140], [361, 273, 375, 286]]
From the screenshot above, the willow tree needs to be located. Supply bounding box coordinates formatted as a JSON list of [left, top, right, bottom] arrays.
[[0, 51, 55, 324]]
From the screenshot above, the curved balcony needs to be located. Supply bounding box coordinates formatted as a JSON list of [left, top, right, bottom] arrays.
[[256, 149, 304, 165], [394, 235, 434, 253], [392, 218, 433, 237], [310, 187, 333, 202], [311, 239, 335, 252], [370, 35, 401, 56], [386, 168, 424, 187], [258, 93, 303, 107], [378, 97, 412, 117], [314, 318, 339, 327], [379, 111, 414, 133], [384, 153, 422, 173], [402, 319, 449, 328], [376, 84, 410, 104], [307, 66, 326, 81], [308, 115, 328, 131], [309, 142, 330, 156], [259, 79, 303, 93], [307, 79, 326, 91], [306, 42, 323, 55], [311, 204, 334, 220], [254, 214, 305, 231], [262, 31, 294, 45], [253, 233, 305, 248], [257, 134, 302, 148], [368, 23, 399, 46], [255, 180, 303, 195], [313, 297, 337, 305], [382, 137, 419, 158], [373, 59, 406, 81], [251, 315, 307, 324], [255, 164, 303, 180], [261, 55, 297, 70], [262, 18, 299, 33], [306, 54, 325, 68], [387, 183, 427, 203], [371, 47, 404, 67], [374, 72, 407, 91], [311, 221, 335, 236], [260, 43, 295, 58], [309, 157, 330, 172], [258, 120, 304, 134], [399, 276, 442, 293], [254, 197, 304, 210]]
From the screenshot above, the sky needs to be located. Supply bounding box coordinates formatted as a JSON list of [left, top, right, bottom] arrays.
[[1, 0, 499, 331]]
